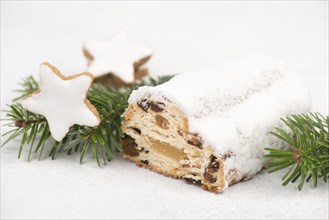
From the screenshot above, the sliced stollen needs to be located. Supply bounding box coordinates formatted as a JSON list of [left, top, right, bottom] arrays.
[[121, 55, 311, 193]]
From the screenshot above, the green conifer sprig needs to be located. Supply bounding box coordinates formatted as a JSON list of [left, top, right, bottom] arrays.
[[1, 75, 173, 166], [265, 113, 329, 190]]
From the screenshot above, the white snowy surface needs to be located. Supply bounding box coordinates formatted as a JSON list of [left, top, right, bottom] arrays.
[[129, 55, 311, 183], [1, 1, 328, 219]]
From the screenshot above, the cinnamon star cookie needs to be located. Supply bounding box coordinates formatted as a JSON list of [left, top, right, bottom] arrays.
[[22, 62, 100, 141], [83, 31, 152, 84]]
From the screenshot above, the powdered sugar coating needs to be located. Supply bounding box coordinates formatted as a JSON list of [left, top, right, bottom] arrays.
[[22, 63, 100, 141], [128, 55, 311, 183], [84, 31, 152, 83]]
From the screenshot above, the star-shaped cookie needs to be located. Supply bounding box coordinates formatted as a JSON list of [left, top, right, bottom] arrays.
[[83, 31, 152, 83], [22, 62, 100, 142]]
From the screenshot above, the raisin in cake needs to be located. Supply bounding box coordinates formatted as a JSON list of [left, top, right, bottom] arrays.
[[121, 55, 311, 193]]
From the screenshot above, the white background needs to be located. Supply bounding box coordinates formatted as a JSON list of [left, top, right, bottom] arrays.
[[1, 1, 328, 219]]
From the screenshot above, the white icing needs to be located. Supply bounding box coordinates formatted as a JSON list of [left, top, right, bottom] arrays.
[[128, 54, 311, 181], [22, 63, 100, 142], [84, 31, 152, 83]]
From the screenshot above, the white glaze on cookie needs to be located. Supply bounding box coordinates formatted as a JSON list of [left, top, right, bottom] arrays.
[[128, 54, 311, 183], [22, 63, 100, 141], [84, 31, 152, 83]]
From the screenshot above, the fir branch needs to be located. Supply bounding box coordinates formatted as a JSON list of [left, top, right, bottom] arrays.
[[1, 103, 50, 160], [2, 75, 173, 166], [13, 75, 39, 101], [265, 113, 329, 190]]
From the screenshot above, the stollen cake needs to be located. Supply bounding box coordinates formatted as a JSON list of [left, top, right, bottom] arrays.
[[121, 55, 311, 192]]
